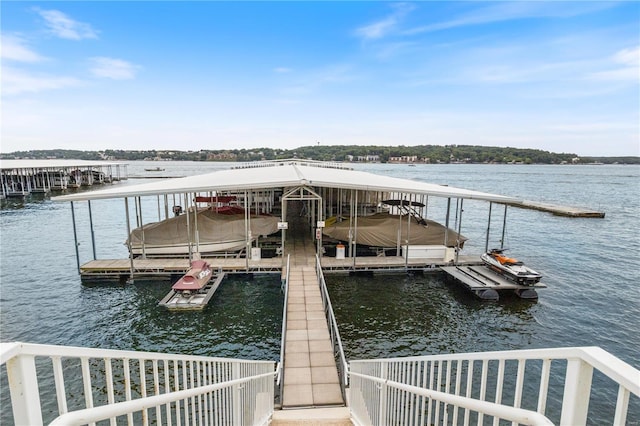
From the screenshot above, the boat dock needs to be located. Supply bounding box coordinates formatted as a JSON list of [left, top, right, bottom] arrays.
[[0, 159, 128, 199], [441, 265, 546, 300], [508, 200, 605, 218], [158, 272, 226, 310]]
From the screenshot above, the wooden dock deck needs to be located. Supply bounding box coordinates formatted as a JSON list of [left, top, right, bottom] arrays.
[[80, 255, 480, 280], [508, 200, 605, 218]]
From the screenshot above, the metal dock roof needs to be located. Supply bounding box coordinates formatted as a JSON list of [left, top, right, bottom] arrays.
[[52, 160, 522, 204]]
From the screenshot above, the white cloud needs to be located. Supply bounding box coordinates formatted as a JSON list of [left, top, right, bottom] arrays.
[[588, 46, 640, 82], [34, 8, 98, 40], [355, 3, 415, 40], [274, 67, 292, 73], [281, 64, 356, 96], [89, 57, 140, 80], [405, 2, 616, 35], [1, 66, 83, 95], [1, 34, 47, 62], [613, 46, 640, 66]]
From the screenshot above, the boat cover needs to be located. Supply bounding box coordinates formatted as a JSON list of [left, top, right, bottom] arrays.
[[322, 213, 467, 248], [127, 209, 279, 251]]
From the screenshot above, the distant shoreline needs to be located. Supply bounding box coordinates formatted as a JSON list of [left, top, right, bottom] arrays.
[[1, 146, 638, 165]]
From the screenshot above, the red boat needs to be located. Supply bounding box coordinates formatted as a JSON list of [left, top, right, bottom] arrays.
[[172, 260, 213, 295]]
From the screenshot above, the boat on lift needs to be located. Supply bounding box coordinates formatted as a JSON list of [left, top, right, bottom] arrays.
[[481, 248, 542, 285]]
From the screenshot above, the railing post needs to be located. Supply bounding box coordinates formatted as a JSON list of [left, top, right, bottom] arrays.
[[232, 362, 242, 424], [560, 358, 593, 426], [6, 354, 43, 426], [378, 361, 388, 425]]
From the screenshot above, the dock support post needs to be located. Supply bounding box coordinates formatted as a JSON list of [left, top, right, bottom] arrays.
[[136, 197, 146, 259], [244, 190, 249, 271], [444, 198, 451, 247], [352, 190, 359, 268], [88, 200, 97, 260], [501, 205, 508, 249], [185, 193, 192, 262], [485, 202, 492, 252], [455, 199, 464, 265], [70, 201, 81, 274], [124, 198, 135, 283], [194, 192, 200, 254]]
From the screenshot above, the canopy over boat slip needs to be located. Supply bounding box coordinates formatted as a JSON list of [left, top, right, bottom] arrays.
[[52, 160, 521, 204], [0, 159, 125, 170]]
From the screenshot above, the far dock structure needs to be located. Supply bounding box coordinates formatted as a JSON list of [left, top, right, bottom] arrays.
[[51, 159, 524, 283], [49, 159, 565, 303], [0, 159, 128, 199]]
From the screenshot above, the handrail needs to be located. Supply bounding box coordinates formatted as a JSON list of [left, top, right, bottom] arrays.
[[349, 346, 640, 426], [50, 371, 276, 426], [1, 342, 276, 426], [277, 254, 290, 390], [315, 255, 349, 391], [349, 371, 554, 426], [0, 341, 272, 365], [351, 346, 640, 397]]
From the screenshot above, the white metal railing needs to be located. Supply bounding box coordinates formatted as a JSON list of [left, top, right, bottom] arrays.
[[315, 254, 349, 398], [276, 254, 291, 398], [1, 342, 276, 426], [349, 346, 640, 426]]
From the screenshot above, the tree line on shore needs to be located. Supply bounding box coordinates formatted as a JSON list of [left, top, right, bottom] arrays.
[[1, 145, 638, 164]]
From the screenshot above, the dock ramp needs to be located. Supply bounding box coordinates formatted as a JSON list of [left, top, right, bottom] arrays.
[[281, 265, 344, 408]]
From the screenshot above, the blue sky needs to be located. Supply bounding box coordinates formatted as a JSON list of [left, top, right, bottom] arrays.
[[2, 2, 638, 156]]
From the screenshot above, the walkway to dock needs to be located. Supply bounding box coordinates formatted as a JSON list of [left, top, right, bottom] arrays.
[[281, 265, 344, 408], [281, 201, 344, 409]]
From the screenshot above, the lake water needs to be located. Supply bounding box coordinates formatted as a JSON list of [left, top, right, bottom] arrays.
[[1, 161, 638, 423]]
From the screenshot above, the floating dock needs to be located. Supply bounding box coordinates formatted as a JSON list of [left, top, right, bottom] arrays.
[[441, 265, 546, 300], [508, 200, 605, 218], [79, 255, 481, 280], [158, 272, 225, 311]]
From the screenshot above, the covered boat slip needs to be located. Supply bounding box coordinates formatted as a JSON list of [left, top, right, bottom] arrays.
[[55, 160, 522, 279], [0, 159, 128, 198]]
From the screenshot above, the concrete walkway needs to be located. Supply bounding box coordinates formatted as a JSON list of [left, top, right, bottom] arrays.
[[280, 200, 344, 409], [281, 265, 344, 408]]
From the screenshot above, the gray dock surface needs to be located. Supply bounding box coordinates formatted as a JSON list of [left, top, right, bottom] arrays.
[[79, 255, 480, 279], [508, 200, 605, 218], [442, 265, 546, 300], [281, 265, 344, 408]]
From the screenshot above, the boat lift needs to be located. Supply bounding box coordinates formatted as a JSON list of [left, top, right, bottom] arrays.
[[158, 272, 226, 311]]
